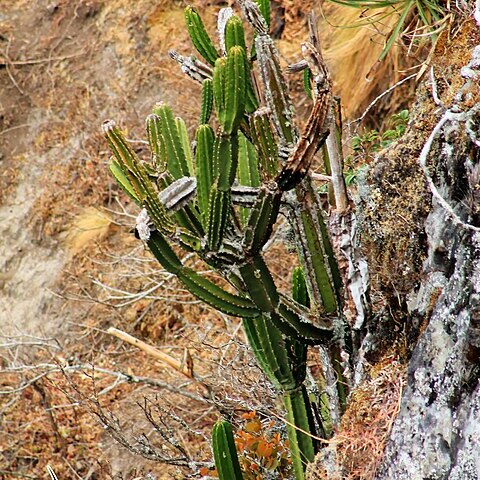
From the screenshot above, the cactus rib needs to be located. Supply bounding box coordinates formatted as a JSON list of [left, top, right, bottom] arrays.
[[184, 6, 219, 66], [103, 120, 176, 236], [212, 420, 243, 480], [200, 79, 214, 125], [243, 186, 281, 254], [178, 268, 260, 318], [223, 46, 246, 134], [152, 104, 191, 179], [195, 124, 215, 227], [250, 110, 278, 180], [146, 114, 167, 173]]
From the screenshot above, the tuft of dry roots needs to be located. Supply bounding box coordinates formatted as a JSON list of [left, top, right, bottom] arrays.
[[335, 356, 406, 479]]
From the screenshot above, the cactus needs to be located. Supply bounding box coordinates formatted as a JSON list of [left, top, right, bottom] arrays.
[[212, 420, 244, 480], [200, 79, 214, 125], [104, 1, 350, 477], [184, 6, 219, 66]]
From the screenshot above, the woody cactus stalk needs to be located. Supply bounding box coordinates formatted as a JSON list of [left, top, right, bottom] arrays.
[[103, 0, 350, 476]]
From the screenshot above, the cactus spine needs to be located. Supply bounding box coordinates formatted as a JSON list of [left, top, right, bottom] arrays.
[[104, 2, 350, 477]]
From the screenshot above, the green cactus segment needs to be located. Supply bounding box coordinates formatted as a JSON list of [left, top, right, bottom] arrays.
[[289, 181, 340, 316], [250, 112, 279, 180], [184, 6, 219, 66], [103, 121, 175, 236], [174, 208, 204, 240], [303, 68, 313, 100], [245, 75, 259, 114], [243, 187, 281, 254], [225, 15, 247, 52], [224, 16, 258, 114], [178, 230, 203, 252], [242, 317, 279, 387], [146, 114, 167, 173], [214, 133, 238, 191], [178, 268, 260, 318], [239, 256, 278, 313], [288, 267, 309, 387], [109, 159, 141, 206], [238, 132, 260, 225], [213, 57, 227, 125], [195, 124, 215, 225], [200, 79, 214, 125], [176, 117, 194, 176], [152, 104, 190, 179], [238, 133, 260, 188], [277, 299, 333, 343], [207, 134, 238, 250], [292, 266, 310, 309], [330, 344, 348, 412], [213, 49, 245, 135], [284, 387, 316, 480], [299, 208, 338, 315], [207, 186, 230, 251], [147, 231, 183, 275], [244, 316, 297, 389], [316, 207, 343, 296], [212, 420, 244, 480], [223, 46, 246, 134]]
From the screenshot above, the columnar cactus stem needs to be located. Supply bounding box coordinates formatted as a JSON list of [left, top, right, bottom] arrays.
[[212, 420, 244, 480]]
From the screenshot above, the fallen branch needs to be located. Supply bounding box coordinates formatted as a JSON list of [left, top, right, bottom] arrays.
[[107, 327, 195, 379]]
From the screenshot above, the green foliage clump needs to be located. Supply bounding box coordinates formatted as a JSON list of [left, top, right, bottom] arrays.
[[345, 109, 409, 184]]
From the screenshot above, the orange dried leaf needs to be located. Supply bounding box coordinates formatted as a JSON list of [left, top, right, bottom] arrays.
[[244, 420, 261, 433]]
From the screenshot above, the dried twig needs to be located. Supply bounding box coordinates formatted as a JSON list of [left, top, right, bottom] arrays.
[[107, 327, 196, 379], [0, 50, 86, 67], [350, 73, 417, 130]]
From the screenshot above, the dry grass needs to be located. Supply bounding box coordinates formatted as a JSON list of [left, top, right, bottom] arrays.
[[64, 207, 112, 253]]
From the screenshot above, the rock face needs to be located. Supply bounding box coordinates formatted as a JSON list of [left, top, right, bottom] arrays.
[[376, 227, 480, 479], [375, 32, 480, 479]]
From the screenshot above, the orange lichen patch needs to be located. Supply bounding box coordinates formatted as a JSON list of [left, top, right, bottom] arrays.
[[335, 356, 406, 479]]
